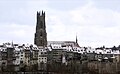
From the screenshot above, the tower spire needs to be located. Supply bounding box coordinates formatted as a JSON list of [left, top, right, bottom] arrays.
[[75, 34, 80, 47], [76, 34, 78, 43]]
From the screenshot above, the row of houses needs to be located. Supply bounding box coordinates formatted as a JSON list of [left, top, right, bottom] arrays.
[[48, 41, 120, 63], [0, 42, 120, 72], [0, 43, 47, 71]]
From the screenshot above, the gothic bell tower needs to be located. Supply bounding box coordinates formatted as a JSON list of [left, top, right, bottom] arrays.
[[34, 11, 47, 47]]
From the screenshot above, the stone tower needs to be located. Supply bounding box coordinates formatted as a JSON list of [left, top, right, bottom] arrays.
[[34, 11, 47, 47]]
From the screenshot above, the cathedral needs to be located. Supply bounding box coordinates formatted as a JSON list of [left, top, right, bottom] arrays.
[[34, 11, 80, 48]]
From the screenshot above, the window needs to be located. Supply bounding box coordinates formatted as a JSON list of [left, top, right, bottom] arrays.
[[40, 21, 43, 28], [99, 52, 102, 54], [44, 52, 47, 54], [21, 55, 23, 57], [20, 61, 23, 63], [21, 52, 23, 54], [40, 32, 42, 36]]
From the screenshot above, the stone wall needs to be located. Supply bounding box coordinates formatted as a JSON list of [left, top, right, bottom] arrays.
[[88, 61, 120, 74]]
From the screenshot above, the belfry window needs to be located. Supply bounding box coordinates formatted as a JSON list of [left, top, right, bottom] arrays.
[[40, 21, 43, 28], [40, 32, 42, 36]]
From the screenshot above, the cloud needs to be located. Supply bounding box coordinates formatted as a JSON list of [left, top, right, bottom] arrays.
[[68, 1, 120, 47], [70, 1, 120, 27], [45, 1, 120, 47], [0, 0, 48, 25], [0, 23, 35, 44], [1, 0, 120, 48]]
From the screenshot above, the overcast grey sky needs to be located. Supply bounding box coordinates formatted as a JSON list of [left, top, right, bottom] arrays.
[[0, 0, 120, 47]]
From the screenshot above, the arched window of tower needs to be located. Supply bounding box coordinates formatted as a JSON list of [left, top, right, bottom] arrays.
[[40, 31, 43, 36], [40, 21, 43, 28]]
